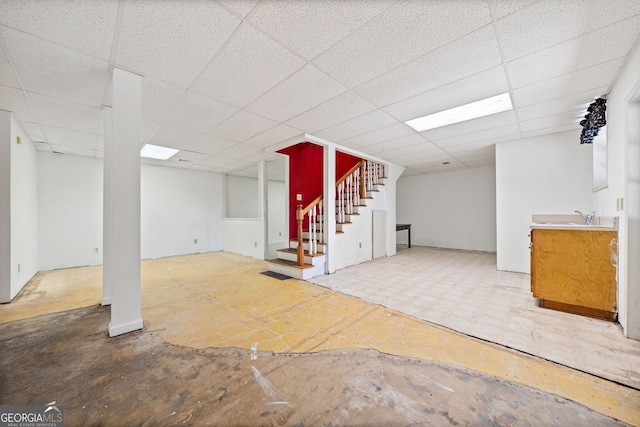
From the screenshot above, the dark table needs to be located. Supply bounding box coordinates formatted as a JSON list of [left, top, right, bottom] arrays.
[[396, 224, 411, 248]]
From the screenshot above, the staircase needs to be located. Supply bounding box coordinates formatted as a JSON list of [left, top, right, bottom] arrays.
[[268, 160, 386, 280]]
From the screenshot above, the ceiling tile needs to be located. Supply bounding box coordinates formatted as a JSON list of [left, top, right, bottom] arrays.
[[444, 136, 516, 154], [516, 88, 609, 122], [49, 145, 99, 158], [141, 120, 159, 142], [147, 123, 206, 151], [42, 125, 100, 151], [412, 160, 468, 174], [339, 123, 414, 150], [507, 18, 639, 89], [209, 110, 278, 142], [28, 92, 102, 133], [313, 0, 491, 87], [497, 0, 640, 61], [189, 134, 237, 155], [518, 111, 581, 133], [244, 151, 282, 163], [521, 125, 579, 139], [399, 168, 424, 177], [244, 124, 303, 148], [363, 134, 437, 156], [247, 0, 395, 60], [432, 123, 521, 148], [450, 145, 495, 159], [511, 59, 623, 107], [0, 47, 19, 89], [0, 0, 119, 60], [384, 66, 509, 122], [487, 0, 538, 19], [314, 110, 396, 142], [0, 27, 109, 106], [354, 25, 502, 107], [285, 92, 376, 133], [421, 111, 517, 141], [0, 86, 36, 122], [115, 0, 240, 87], [381, 144, 445, 163], [245, 65, 347, 122], [216, 143, 264, 160], [142, 78, 185, 123], [168, 150, 211, 166], [400, 151, 459, 166], [163, 91, 237, 135], [191, 24, 305, 108], [218, 0, 259, 18]]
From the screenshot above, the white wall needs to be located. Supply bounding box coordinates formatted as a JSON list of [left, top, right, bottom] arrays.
[[38, 153, 103, 270], [593, 39, 640, 338], [225, 175, 259, 218], [397, 166, 497, 252], [0, 111, 11, 302], [496, 131, 592, 273], [141, 164, 223, 259], [38, 153, 224, 270], [8, 116, 38, 301]]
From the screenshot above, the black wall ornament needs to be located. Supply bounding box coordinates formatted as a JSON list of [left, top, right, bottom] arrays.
[[580, 98, 606, 144]]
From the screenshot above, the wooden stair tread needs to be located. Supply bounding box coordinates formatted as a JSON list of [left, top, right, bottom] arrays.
[[277, 248, 325, 257]]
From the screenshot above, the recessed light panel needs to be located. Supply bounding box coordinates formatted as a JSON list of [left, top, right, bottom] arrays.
[[405, 92, 513, 132], [140, 144, 180, 160]]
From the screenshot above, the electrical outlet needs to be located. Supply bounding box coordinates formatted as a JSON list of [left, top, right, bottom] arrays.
[[94, 248, 99, 253], [359, 242, 362, 248], [194, 238, 198, 244], [279, 232, 282, 237], [254, 241, 257, 247], [18, 263, 21, 273], [617, 197, 624, 211], [296, 193, 302, 201]]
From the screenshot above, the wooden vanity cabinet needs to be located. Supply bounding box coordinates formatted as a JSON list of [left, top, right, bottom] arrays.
[[530, 228, 618, 320]]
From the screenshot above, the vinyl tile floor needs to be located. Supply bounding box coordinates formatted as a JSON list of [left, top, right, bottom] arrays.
[[1, 250, 639, 425]]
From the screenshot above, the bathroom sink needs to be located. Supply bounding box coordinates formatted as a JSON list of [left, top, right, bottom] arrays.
[[530, 215, 618, 231]]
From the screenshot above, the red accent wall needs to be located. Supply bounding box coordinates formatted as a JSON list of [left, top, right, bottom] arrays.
[[336, 151, 362, 181], [278, 144, 364, 240], [278, 142, 324, 239]]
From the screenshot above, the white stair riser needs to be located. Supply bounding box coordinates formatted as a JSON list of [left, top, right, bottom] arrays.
[[268, 261, 325, 280], [277, 250, 325, 266], [289, 240, 327, 252]]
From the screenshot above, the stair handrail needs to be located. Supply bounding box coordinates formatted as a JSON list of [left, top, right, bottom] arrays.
[[295, 195, 323, 266], [336, 161, 363, 187]]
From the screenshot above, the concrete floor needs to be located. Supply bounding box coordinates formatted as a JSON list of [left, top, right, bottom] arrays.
[[1, 251, 639, 426]]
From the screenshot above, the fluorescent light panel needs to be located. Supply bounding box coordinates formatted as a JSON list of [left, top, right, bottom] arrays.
[[405, 92, 513, 132], [140, 143, 179, 160]]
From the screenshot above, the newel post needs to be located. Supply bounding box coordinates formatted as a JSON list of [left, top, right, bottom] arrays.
[[296, 204, 304, 266], [359, 159, 366, 200]]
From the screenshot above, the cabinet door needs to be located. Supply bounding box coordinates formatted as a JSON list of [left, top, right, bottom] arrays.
[[531, 229, 617, 312]]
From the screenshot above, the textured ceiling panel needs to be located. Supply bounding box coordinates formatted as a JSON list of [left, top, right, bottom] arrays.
[[516, 88, 608, 122], [141, 78, 186, 124], [244, 124, 303, 148], [421, 111, 518, 142], [42, 125, 101, 150], [245, 65, 347, 122], [445, 136, 515, 154], [511, 59, 621, 107], [518, 112, 581, 133], [379, 144, 445, 162], [191, 24, 305, 108], [487, 0, 538, 19], [384, 66, 509, 122], [0, 46, 19, 89], [285, 92, 376, 133], [115, 0, 240, 87], [163, 91, 237, 135], [1, 27, 109, 106], [432, 124, 521, 148], [189, 134, 238, 156], [0, 0, 119, 60], [248, 0, 394, 60], [218, 0, 259, 18], [354, 25, 502, 107], [217, 142, 264, 160], [314, 110, 397, 142], [497, 0, 640, 61], [507, 16, 640, 89], [0, 85, 36, 123], [314, 0, 492, 88], [209, 110, 278, 142], [341, 123, 414, 150], [147, 123, 205, 151], [28, 92, 102, 134], [363, 134, 437, 156], [19, 121, 47, 142]]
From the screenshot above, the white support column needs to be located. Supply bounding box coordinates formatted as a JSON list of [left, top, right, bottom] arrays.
[[106, 68, 143, 337], [101, 107, 112, 306], [258, 160, 268, 260], [0, 111, 11, 303], [324, 144, 336, 274]]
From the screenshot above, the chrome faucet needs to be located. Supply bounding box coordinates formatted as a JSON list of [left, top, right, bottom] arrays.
[[575, 210, 596, 225]]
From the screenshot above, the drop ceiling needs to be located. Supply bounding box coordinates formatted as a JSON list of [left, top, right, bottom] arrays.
[[1, 0, 638, 176]]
